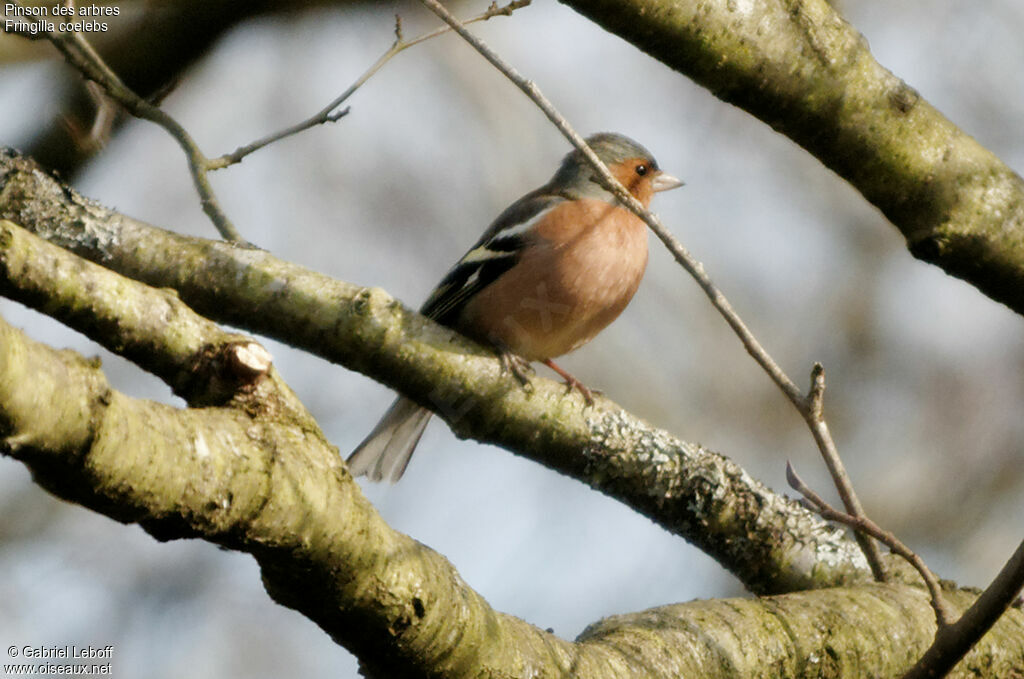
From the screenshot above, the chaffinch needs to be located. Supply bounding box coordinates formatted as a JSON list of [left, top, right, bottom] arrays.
[[348, 132, 682, 482]]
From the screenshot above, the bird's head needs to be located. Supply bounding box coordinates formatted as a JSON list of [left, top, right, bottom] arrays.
[[551, 132, 683, 207]]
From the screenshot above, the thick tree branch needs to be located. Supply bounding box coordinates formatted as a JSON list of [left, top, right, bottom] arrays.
[[1, 222, 1021, 677], [0, 146, 880, 595], [0, 219, 260, 404], [559, 0, 1024, 317]]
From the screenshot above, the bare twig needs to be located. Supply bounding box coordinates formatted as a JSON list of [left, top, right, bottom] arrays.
[[799, 364, 886, 580], [417, 0, 887, 581], [902, 537, 1024, 679], [211, 1, 531, 169], [786, 462, 953, 626]]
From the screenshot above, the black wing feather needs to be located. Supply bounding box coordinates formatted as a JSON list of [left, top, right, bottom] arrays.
[[420, 190, 564, 325]]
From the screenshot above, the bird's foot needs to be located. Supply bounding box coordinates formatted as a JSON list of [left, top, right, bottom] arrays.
[[500, 350, 535, 390], [543, 359, 596, 406]]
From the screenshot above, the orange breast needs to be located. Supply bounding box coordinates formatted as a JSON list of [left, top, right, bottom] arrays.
[[456, 199, 648, 361]]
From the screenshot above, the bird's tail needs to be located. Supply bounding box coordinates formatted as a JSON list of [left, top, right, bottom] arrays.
[[346, 396, 432, 482]]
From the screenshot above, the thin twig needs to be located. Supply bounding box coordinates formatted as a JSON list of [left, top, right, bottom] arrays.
[[417, 0, 887, 581], [211, 1, 531, 170], [786, 462, 953, 626], [799, 364, 886, 580]]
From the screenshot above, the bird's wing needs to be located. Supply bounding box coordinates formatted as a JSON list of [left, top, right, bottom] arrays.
[[420, 190, 565, 325]]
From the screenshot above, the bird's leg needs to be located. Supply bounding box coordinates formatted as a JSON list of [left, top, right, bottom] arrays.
[[542, 359, 595, 406]]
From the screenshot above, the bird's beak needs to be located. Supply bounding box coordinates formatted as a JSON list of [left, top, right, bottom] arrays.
[[651, 172, 684, 192]]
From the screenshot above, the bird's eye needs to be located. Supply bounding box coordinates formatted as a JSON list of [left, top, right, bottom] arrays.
[[635, 164, 648, 176]]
